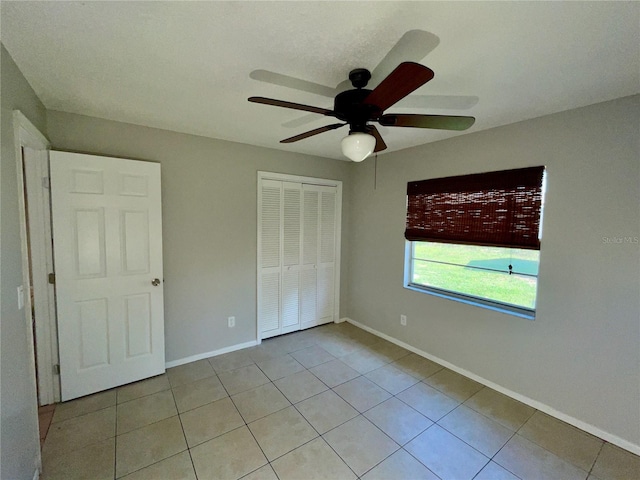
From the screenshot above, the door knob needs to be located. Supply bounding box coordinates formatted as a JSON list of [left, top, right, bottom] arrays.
[[151, 278, 161, 286]]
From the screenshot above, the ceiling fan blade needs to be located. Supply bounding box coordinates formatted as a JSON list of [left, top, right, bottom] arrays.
[[395, 95, 479, 110], [379, 114, 475, 131], [250, 70, 337, 98], [371, 30, 440, 83], [367, 125, 388, 152], [364, 62, 434, 112], [248, 96, 334, 116], [281, 123, 346, 144]]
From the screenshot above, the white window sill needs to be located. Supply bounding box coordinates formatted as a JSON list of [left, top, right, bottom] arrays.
[[404, 283, 536, 320]]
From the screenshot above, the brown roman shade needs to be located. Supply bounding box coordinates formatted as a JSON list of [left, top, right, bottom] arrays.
[[405, 166, 545, 249]]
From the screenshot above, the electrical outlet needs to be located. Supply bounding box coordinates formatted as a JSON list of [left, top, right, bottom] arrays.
[[400, 314, 407, 326], [228, 316, 236, 328]]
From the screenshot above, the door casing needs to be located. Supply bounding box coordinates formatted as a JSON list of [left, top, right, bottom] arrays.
[[13, 110, 52, 477]]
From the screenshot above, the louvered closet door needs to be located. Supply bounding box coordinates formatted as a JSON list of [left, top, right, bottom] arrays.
[[281, 182, 302, 334], [258, 177, 338, 338], [300, 186, 320, 330], [317, 186, 337, 325], [258, 180, 281, 338], [300, 184, 337, 329]]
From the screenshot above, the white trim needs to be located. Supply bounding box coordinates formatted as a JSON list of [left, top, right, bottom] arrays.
[[344, 316, 640, 456], [14, 111, 49, 148], [13, 111, 50, 477], [23, 149, 61, 405], [165, 340, 258, 369], [405, 284, 536, 320], [333, 182, 343, 329], [258, 171, 343, 187]]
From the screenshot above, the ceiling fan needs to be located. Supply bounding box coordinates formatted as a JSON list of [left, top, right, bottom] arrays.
[[250, 30, 479, 131], [248, 62, 476, 161]]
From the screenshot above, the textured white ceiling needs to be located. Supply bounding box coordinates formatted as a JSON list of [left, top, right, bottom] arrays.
[[2, 1, 639, 160]]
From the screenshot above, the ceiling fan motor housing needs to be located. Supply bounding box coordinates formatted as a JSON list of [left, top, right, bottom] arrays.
[[334, 89, 381, 132]]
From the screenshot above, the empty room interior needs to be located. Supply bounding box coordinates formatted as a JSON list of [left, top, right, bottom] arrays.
[[1, 2, 639, 480]]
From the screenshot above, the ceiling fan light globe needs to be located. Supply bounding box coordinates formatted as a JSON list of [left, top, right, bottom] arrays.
[[341, 133, 376, 162]]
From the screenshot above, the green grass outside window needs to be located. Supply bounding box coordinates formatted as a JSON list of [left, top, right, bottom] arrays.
[[411, 242, 539, 310]]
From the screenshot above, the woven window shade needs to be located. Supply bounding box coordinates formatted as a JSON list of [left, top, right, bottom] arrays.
[[405, 166, 545, 249]]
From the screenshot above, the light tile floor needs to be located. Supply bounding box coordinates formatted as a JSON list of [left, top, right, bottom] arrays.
[[40, 322, 640, 480]]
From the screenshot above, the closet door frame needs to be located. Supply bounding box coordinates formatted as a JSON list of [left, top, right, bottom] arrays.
[[257, 171, 342, 344]]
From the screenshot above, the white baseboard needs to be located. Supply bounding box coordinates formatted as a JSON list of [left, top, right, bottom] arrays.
[[165, 339, 259, 369], [344, 317, 640, 456]]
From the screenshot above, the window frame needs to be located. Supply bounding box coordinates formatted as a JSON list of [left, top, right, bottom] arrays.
[[404, 241, 538, 320]]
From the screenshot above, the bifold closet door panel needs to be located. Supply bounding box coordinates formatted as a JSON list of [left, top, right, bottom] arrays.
[[281, 182, 302, 333], [259, 180, 282, 337], [317, 187, 337, 325], [300, 186, 320, 329]]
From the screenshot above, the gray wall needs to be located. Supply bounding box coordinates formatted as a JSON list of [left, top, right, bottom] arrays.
[[1, 44, 48, 480], [46, 111, 352, 363], [346, 95, 640, 449]]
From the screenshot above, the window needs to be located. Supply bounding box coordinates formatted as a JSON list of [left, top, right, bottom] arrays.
[[404, 166, 545, 317], [408, 242, 539, 312]]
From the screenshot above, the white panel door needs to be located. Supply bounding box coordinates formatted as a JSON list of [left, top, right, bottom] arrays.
[[50, 151, 164, 401]]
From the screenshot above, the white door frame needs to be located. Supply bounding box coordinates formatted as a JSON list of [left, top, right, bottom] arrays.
[[13, 110, 51, 478], [13, 110, 60, 407], [24, 147, 60, 405], [256, 171, 342, 343]]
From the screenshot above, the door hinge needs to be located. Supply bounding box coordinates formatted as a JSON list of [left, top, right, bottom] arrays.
[[42, 176, 50, 189], [53, 364, 60, 375], [48, 273, 55, 285]]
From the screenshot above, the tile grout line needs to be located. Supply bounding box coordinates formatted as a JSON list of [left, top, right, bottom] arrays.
[[587, 441, 606, 478], [223, 363, 277, 477], [168, 382, 198, 480]]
